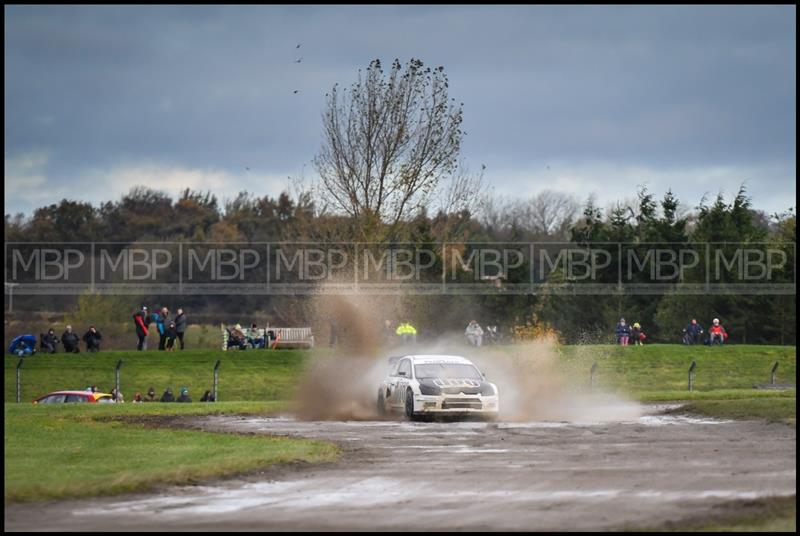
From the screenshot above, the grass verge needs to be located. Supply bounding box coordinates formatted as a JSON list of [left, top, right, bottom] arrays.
[[4, 402, 339, 503]]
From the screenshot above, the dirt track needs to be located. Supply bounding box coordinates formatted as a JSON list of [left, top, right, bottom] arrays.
[[4, 406, 796, 531]]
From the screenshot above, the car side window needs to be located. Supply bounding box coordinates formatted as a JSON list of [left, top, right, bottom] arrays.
[[398, 359, 412, 378], [39, 394, 66, 404], [65, 394, 88, 403]]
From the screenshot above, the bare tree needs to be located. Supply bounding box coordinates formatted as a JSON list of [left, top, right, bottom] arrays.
[[479, 190, 579, 240], [313, 58, 464, 240]]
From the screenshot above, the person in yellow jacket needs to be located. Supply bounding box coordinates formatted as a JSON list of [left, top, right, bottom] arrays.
[[395, 321, 417, 345]]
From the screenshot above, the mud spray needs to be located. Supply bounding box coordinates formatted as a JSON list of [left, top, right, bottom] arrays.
[[294, 291, 641, 422]]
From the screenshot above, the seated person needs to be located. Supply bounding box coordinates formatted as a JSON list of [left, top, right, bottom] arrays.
[[41, 329, 60, 354], [682, 319, 704, 345], [176, 387, 192, 403], [200, 390, 216, 402], [82, 326, 103, 352], [247, 323, 266, 349], [160, 387, 175, 402], [708, 318, 728, 345], [227, 324, 247, 350], [61, 325, 81, 353]]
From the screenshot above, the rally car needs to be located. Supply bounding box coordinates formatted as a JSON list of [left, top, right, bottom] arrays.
[[377, 354, 499, 420]]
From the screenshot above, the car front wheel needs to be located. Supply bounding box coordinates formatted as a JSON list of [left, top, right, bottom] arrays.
[[405, 389, 416, 420]]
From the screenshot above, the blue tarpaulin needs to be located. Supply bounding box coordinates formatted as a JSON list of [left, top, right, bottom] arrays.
[[8, 334, 37, 356]]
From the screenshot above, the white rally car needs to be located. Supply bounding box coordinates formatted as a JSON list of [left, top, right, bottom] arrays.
[[377, 354, 499, 420]]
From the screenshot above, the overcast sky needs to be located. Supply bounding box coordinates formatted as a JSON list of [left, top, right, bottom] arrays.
[[5, 5, 796, 218]]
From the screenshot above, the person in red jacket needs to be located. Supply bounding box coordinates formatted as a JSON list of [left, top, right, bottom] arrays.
[[708, 318, 728, 345], [133, 306, 149, 351]]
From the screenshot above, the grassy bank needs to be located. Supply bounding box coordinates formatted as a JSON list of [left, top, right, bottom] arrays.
[[4, 402, 338, 502], [5, 344, 796, 404]]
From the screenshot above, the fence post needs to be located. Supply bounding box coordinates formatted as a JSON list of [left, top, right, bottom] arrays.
[[771, 361, 779, 386], [213, 360, 221, 402], [115, 360, 123, 401], [590, 361, 598, 392], [16, 359, 24, 403], [688, 360, 697, 391]]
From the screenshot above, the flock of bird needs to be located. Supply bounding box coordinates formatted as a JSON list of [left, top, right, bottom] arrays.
[[293, 43, 302, 94]]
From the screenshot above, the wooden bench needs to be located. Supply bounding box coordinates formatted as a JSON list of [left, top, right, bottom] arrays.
[[221, 325, 314, 350]]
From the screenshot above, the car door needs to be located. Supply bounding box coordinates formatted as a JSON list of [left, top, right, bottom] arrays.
[[393, 358, 412, 407]]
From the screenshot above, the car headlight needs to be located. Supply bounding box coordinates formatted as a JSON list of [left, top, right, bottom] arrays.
[[481, 383, 496, 396], [418, 383, 442, 396]]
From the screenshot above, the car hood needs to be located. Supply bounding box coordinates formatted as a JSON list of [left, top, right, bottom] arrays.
[[419, 378, 491, 395]]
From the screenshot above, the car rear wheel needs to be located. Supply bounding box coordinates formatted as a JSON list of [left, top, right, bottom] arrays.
[[405, 388, 416, 420]]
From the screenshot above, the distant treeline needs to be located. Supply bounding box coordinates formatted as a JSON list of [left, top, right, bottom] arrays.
[[4, 185, 796, 344]]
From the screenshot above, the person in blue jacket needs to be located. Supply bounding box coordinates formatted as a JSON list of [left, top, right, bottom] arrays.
[[614, 318, 631, 346], [152, 307, 169, 351]]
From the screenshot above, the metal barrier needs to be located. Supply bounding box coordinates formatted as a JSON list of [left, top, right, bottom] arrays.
[[688, 360, 697, 391]]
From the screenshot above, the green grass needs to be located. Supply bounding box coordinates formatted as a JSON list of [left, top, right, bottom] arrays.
[[5, 345, 795, 403], [4, 344, 795, 504], [4, 402, 339, 502], [5, 348, 316, 403]]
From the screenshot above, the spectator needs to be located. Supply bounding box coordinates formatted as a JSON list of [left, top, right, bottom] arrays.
[[631, 322, 646, 346], [200, 390, 216, 402], [176, 387, 192, 403], [90, 385, 99, 393], [465, 320, 484, 347], [83, 326, 103, 352], [228, 324, 247, 350], [132, 391, 143, 403], [395, 321, 417, 345], [248, 323, 266, 349], [41, 329, 60, 354], [160, 387, 175, 402], [144, 387, 157, 402], [682, 319, 704, 345], [133, 306, 149, 351], [110, 387, 124, 403], [615, 318, 631, 346], [157, 307, 170, 351], [165, 321, 177, 351], [485, 325, 500, 345], [383, 319, 395, 344], [61, 325, 80, 353], [174, 308, 187, 350], [708, 318, 728, 345]]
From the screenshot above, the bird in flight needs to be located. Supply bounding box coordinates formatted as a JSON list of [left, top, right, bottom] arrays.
[[296, 43, 301, 49], [293, 90, 300, 94], [546, 165, 550, 171], [245, 167, 250, 171], [293, 57, 303, 63]]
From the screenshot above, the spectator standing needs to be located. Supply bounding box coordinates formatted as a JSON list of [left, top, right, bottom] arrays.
[[465, 320, 484, 347], [395, 321, 417, 345], [174, 308, 187, 350], [165, 321, 177, 351], [157, 307, 170, 351], [133, 306, 149, 351], [61, 325, 80, 353], [83, 326, 103, 352], [615, 318, 631, 346], [41, 329, 60, 353], [176, 387, 192, 403], [683, 319, 704, 345], [709, 318, 728, 345]]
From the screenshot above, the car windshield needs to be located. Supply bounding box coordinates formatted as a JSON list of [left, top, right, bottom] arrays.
[[414, 363, 482, 380]]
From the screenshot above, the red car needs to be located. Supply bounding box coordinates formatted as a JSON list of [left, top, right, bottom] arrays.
[[33, 390, 115, 404]]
